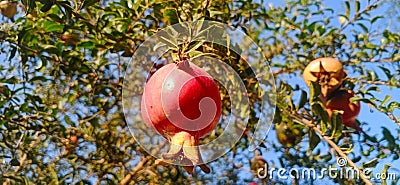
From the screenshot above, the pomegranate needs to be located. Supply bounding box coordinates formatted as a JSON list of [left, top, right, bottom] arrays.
[[141, 59, 222, 174], [325, 90, 361, 131], [0, 1, 17, 19], [275, 122, 305, 148], [60, 32, 80, 46], [70, 135, 78, 145], [303, 57, 347, 97], [66, 135, 78, 151]]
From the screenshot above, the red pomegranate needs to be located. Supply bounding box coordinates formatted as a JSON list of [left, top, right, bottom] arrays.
[[141, 59, 222, 173], [325, 90, 361, 131]]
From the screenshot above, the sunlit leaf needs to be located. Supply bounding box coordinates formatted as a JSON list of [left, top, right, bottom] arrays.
[[362, 158, 379, 168], [308, 129, 320, 151]]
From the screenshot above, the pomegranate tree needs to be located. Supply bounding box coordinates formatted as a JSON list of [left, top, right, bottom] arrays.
[[141, 59, 222, 173], [325, 90, 361, 131]]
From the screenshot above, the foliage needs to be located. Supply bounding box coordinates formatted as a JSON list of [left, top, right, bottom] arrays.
[[0, 0, 399, 184]]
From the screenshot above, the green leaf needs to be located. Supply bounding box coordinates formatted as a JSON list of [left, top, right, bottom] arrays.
[[357, 23, 368, 33], [78, 41, 95, 49], [187, 50, 205, 60], [309, 81, 321, 102], [353, 156, 362, 163], [381, 164, 392, 185], [42, 45, 59, 53], [9, 46, 17, 60], [351, 97, 376, 107], [345, 1, 350, 18], [48, 164, 59, 183], [80, 63, 91, 73], [366, 86, 380, 92], [362, 158, 378, 168], [185, 40, 206, 54], [10, 158, 20, 166], [27, 0, 36, 13], [29, 76, 49, 82], [382, 127, 395, 150], [163, 8, 179, 24], [387, 101, 400, 112], [355, 0, 360, 12], [4, 76, 18, 84], [47, 13, 63, 23], [363, 132, 378, 143], [311, 102, 330, 124], [339, 16, 347, 24], [297, 90, 307, 110], [273, 108, 282, 124], [378, 66, 393, 79], [43, 20, 64, 32], [331, 110, 343, 138], [40, 2, 54, 12], [365, 42, 376, 49], [320, 119, 327, 133], [209, 10, 223, 17], [65, 115, 73, 125], [81, 0, 99, 9], [371, 16, 383, 24], [157, 30, 178, 49], [308, 129, 320, 151], [380, 95, 391, 107], [300, 0, 308, 6], [339, 143, 354, 154], [132, 0, 141, 11]]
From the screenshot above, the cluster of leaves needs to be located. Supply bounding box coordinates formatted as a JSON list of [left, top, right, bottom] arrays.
[[0, 0, 399, 184]]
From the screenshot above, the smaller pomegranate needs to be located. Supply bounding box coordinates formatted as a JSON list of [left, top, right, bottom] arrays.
[[325, 90, 361, 131], [60, 32, 80, 46], [303, 58, 347, 97], [67, 135, 78, 151], [275, 122, 305, 148], [61, 134, 79, 153], [0, 1, 17, 19], [69, 135, 78, 145]]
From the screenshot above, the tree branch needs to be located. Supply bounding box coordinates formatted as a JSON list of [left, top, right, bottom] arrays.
[[119, 140, 167, 185], [288, 112, 373, 185], [339, 0, 382, 31], [119, 156, 151, 185]]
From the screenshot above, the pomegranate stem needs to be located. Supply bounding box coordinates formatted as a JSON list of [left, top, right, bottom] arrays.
[[177, 59, 190, 69]]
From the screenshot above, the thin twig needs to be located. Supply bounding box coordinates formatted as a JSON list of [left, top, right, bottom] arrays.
[[339, 0, 382, 32], [119, 156, 151, 185], [120, 140, 167, 185], [288, 112, 373, 185]]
